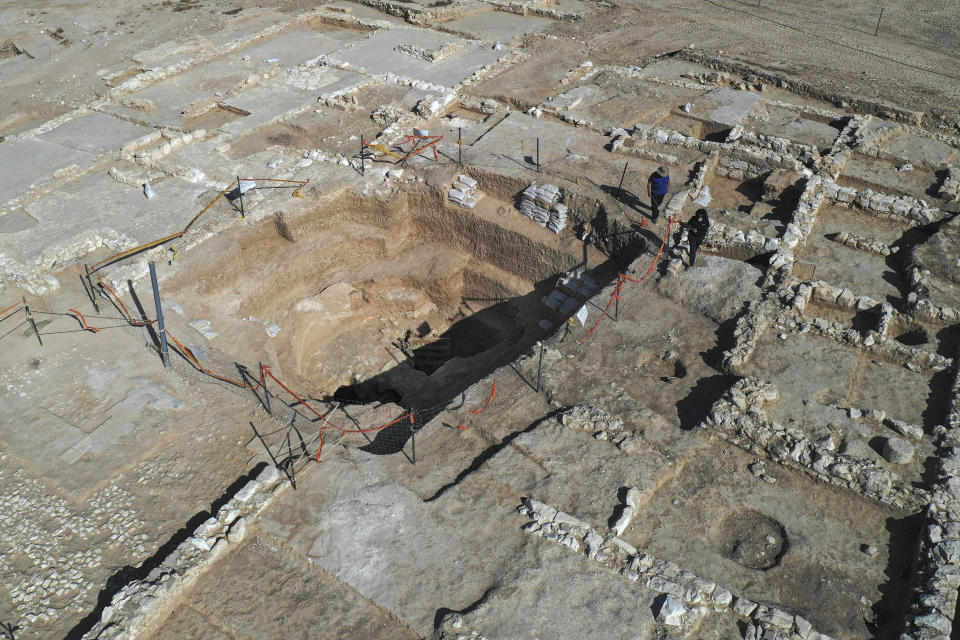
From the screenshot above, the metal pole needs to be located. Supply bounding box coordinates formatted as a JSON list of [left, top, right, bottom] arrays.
[[259, 363, 271, 415], [616, 162, 628, 199], [236, 176, 244, 218], [536, 341, 544, 392], [536, 138, 540, 173], [23, 298, 41, 346], [148, 262, 169, 368], [84, 263, 99, 313], [360, 135, 365, 176], [874, 7, 884, 35], [458, 127, 462, 166]]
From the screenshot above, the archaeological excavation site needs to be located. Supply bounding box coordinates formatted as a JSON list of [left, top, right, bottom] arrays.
[[1, 1, 959, 639]]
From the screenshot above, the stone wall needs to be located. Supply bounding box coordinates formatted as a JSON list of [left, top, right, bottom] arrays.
[[902, 353, 960, 639], [701, 377, 927, 511], [517, 496, 833, 639], [80, 464, 286, 640]]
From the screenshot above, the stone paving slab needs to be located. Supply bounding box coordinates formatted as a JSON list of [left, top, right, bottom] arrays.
[[257, 446, 541, 637], [329, 26, 506, 87], [39, 111, 153, 154], [438, 10, 553, 41], [239, 24, 359, 68], [149, 535, 417, 640], [9, 165, 209, 268], [0, 138, 93, 204]]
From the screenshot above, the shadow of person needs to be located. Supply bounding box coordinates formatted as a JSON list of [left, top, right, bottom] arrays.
[[600, 184, 650, 216]]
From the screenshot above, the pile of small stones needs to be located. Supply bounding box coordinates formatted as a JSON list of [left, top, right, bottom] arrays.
[[0, 458, 148, 633], [557, 404, 640, 454]]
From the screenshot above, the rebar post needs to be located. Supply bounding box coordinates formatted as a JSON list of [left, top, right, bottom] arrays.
[[536, 341, 544, 392], [236, 176, 245, 218], [23, 298, 41, 346], [148, 262, 169, 368]]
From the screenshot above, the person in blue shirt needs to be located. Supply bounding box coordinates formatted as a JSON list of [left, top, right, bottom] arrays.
[[647, 166, 669, 222]]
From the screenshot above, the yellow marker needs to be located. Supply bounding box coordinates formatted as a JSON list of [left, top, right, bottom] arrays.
[[567, 317, 577, 327], [169, 246, 178, 261]]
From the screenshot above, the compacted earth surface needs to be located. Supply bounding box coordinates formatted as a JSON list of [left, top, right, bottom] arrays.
[[0, 1, 959, 639]]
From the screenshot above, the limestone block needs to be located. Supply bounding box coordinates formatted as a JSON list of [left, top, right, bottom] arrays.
[[794, 615, 813, 638], [234, 479, 261, 503], [882, 437, 915, 464], [227, 517, 247, 544], [657, 595, 686, 626], [733, 597, 758, 617]]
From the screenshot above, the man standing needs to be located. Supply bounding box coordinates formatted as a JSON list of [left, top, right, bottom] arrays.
[[686, 208, 710, 267], [647, 166, 670, 222]]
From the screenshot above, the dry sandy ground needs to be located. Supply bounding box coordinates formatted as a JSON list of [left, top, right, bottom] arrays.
[[1, 0, 958, 139]]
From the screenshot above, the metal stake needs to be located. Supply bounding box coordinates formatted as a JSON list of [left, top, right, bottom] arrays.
[[360, 135, 365, 176], [616, 162, 629, 199], [259, 363, 271, 415], [23, 298, 41, 346], [84, 263, 100, 313], [536, 341, 544, 392], [458, 127, 462, 166], [148, 262, 169, 368], [236, 177, 244, 218], [536, 137, 540, 173], [874, 7, 884, 35]]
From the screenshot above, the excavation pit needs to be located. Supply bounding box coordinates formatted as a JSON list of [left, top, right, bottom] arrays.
[[157, 183, 609, 410]]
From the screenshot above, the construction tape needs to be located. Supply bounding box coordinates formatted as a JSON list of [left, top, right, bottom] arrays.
[[469, 379, 497, 414], [68, 309, 99, 333]]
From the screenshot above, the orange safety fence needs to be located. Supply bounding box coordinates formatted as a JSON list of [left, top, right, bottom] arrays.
[[621, 218, 674, 285], [259, 365, 417, 462], [68, 309, 99, 333], [0, 301, 23, 320], [98, 281, 156, 327], [577, 219, 674, 345], [469, 378, 497, 414]]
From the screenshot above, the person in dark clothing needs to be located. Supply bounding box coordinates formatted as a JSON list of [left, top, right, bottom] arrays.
[[685, 208, 710, 267], [647, 166, 669, 222]]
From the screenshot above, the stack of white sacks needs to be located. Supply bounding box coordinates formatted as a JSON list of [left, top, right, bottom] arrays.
[[449, 174, 480, 208], [519, 183, 567, 233]]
